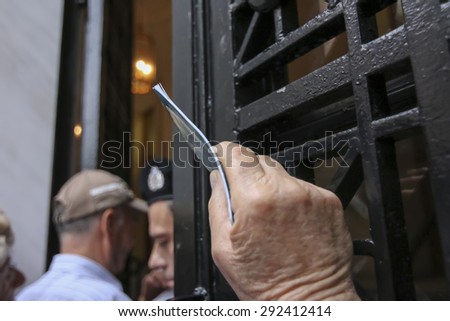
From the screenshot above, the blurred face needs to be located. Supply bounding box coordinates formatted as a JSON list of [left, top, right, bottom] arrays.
[[148, 201, 174, 289], [0, 257, 25, 300], [109, 206, 138, 274]]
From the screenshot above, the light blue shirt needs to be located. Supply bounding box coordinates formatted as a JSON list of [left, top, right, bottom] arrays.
[[16, 254, 131, 301]]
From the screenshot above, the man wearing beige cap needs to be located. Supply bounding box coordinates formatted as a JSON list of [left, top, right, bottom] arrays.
[[0, 209, 26, 300], [17, 170, 146, 300]]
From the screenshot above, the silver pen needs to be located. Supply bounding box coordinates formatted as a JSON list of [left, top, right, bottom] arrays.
[[153, 83, 234, 224]]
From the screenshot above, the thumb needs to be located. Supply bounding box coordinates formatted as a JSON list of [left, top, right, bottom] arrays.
[[208, 170, 232, 260]]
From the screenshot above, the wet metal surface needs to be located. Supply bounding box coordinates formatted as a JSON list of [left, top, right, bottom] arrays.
[[173, 0, 450, 300]]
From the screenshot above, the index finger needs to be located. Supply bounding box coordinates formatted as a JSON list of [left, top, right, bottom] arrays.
[[213, 142, 266, 193]]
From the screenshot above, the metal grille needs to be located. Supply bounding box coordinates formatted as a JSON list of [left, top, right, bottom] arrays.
[[230, 0, 450, 300], [173, 0, 450, 300]]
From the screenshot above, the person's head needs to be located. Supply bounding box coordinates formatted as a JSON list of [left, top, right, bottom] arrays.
[[0, 209, 25, 300], [140, 159, 174, 289], [53, 170, 146, 275]]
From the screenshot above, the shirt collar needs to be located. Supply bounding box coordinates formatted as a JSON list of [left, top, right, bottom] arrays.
[[49, 254, 124, 291]]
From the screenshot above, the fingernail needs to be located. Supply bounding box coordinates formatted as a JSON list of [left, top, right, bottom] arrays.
[[210, 171, 218, 189]]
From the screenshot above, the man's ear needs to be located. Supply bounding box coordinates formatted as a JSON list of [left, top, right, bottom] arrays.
[[97, 208, 115, 269], [99, 208, 115, 236]]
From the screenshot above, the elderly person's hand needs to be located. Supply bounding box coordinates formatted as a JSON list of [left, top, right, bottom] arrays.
[[208, 142, 359, 300]]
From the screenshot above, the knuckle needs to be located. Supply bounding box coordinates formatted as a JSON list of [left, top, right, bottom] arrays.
[[281, 179, 312, 208], [243, 184, 275, 212], [323, 188, 343, 210]]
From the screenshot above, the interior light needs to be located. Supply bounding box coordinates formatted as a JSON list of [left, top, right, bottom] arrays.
[[132, 31, 156, 94], [74, 124, 82, 138]]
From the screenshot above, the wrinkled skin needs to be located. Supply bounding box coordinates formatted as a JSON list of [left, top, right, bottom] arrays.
[[208, 142, 359, 301]]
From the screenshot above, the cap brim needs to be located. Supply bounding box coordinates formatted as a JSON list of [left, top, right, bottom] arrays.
[[127, 198, 148, 214]]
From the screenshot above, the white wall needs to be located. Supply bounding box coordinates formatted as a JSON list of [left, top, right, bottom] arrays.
[[0, 0, 63, 286]]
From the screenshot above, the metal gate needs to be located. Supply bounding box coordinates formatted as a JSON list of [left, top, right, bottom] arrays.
[[172, 0, 450, 300]]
